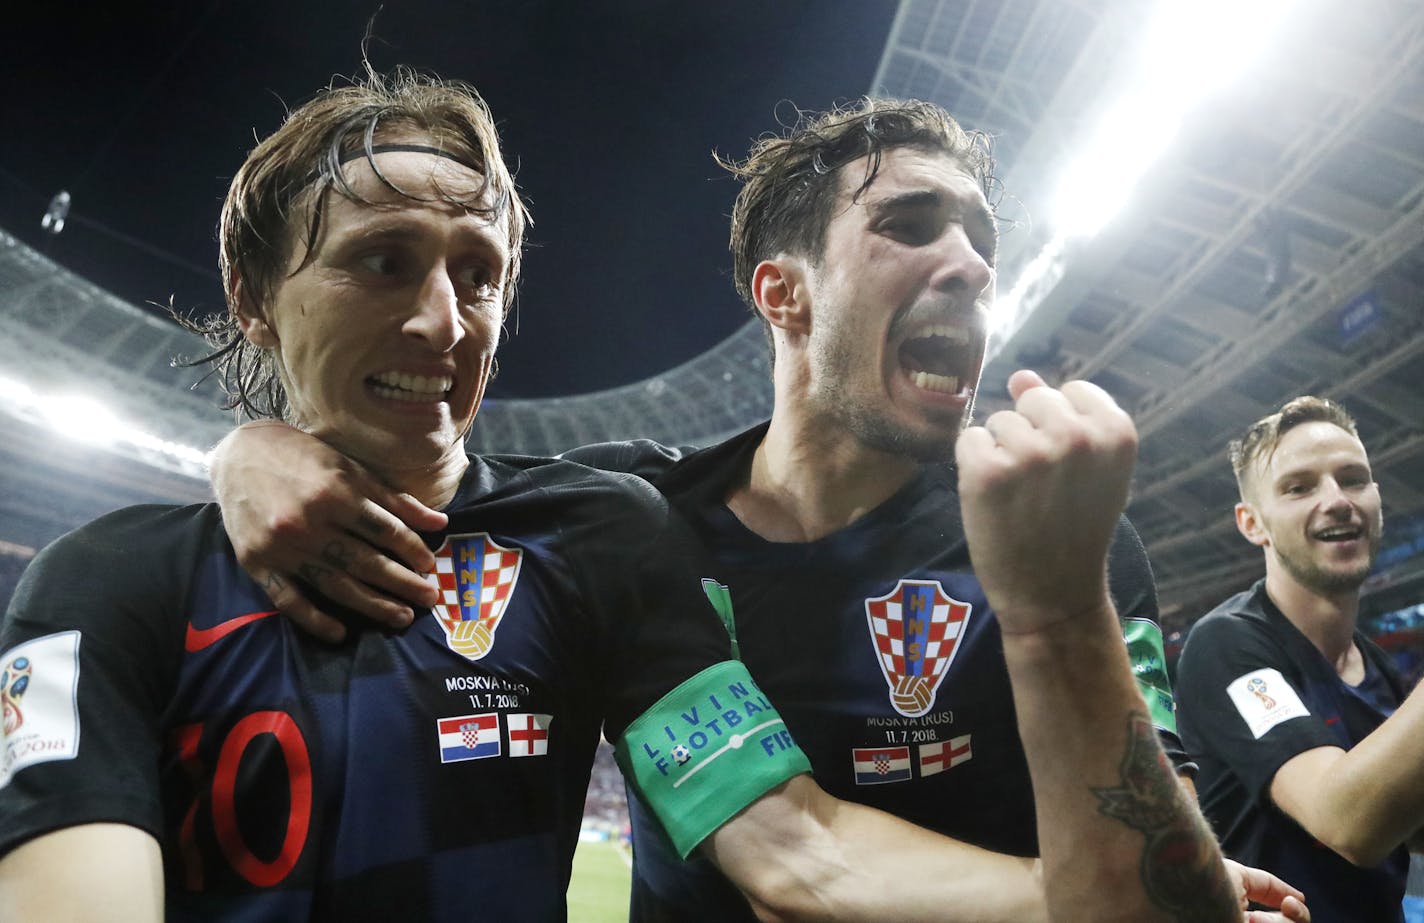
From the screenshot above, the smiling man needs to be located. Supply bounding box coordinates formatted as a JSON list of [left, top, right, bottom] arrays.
[[1176, 396, 1419, 922], [197, 98, 1318, 922]]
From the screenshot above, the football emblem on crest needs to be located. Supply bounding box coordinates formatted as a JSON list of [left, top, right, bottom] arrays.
[[864, 579, 971, 717], [672, 744, 692, 766], [426, 533, 524, 661]]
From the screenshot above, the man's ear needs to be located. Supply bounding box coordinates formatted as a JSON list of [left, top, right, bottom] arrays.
[[1235, 500, 1270, 547], [232, 276, 278, 348], [751, 257, 811, 337]]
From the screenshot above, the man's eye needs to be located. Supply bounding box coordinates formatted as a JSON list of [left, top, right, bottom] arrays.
[[458, 265, 498, 293], [882, 219, 932, 243], [358, 252, 403, 276]]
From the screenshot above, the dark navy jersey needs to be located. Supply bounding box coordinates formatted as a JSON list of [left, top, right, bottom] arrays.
[[565, 424, 1178, 922], [1176, 580, 1409, 923], [0, 454, 734, 922]]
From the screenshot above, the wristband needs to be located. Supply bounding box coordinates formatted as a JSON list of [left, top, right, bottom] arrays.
[[615, 661, 810, 857]]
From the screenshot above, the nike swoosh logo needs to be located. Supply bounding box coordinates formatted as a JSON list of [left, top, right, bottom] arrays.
[[185, 610, 279, 652]]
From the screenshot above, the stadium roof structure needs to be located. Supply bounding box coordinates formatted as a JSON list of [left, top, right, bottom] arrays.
[[2, 0, 1423, 627]]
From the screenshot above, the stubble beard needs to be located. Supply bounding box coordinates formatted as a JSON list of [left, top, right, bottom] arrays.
[[809, 322, 972, 464], [1274, 533, 1380, 595]]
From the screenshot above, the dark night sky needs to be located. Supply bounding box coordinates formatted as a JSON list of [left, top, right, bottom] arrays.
[[0, 1, 896, 398]]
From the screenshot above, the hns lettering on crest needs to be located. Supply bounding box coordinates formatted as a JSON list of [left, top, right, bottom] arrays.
[[427, 533, 523, 661], [865, 579, 971, 717], [437, 713, 501, 763]]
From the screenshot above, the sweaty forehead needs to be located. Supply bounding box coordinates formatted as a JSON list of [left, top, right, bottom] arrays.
[[337, 148, 493, 205], [843, 147, 985, 207]]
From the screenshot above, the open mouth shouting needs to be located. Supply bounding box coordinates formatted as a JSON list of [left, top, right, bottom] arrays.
[[897, 322, 979, 399]]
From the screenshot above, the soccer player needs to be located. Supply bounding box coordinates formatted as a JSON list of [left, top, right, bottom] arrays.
[[0, 70, 827, 921], [1176, 396, 1422, 923], [198, 100, 1305, 921]]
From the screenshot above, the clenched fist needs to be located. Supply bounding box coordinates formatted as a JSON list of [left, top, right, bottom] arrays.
[[954, 370, 1138, 635]]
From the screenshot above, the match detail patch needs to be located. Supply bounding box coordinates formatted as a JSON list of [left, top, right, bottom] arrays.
[[616, 660, 810, 858], [1, 631, 81, 791], [1226, 668, 1309, 739]]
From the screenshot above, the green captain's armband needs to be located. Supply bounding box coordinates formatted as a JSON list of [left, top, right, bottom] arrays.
[[615, 660, 811, 858], [1123, 617, 1177, 734]]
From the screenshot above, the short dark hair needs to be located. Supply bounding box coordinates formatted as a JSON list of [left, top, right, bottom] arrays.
[[718, 97, 997, 360], [185, 66, 529, 420], [1230, 396, 1361, 497]]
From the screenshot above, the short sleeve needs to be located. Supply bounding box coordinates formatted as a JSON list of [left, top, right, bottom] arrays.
[[1176, 612, 1339, 803], [0, 506, 195, 859]]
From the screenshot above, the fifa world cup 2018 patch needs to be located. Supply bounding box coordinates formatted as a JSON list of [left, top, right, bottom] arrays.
[[1122, 618, 1178, 734], [616, 661, 811, 858], [865, 579, 971, 718], [1, 631, 81, 791], [426, 533, 523, 661], [1226, 668, 1311, 739]]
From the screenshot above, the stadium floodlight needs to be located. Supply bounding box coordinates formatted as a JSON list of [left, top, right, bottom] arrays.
[[1049, 0, 1301, 240], [985, 0, 1304, 358], [0, 373, 209, 479]]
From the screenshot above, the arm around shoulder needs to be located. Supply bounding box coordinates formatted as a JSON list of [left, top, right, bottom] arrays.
[[0, 823, 163, 922]]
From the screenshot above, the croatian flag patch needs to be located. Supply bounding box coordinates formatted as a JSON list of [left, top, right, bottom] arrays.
[[437, 713, 501, 763], [852, 746, 912, 785]]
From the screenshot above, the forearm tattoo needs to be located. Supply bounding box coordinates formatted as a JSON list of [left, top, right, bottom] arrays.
[[1092, 713, 1236, 920]]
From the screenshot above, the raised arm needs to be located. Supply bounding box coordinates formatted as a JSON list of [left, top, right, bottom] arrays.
[[0, 824, 163, 923], [953, 371, 1237, 922], [208, 421, 446, 639]]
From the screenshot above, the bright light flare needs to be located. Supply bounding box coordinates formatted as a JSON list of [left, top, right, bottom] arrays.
[[40, 395, 124, 446], [0, 373, 209, 478], [1050, 0, 1300, 239]]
